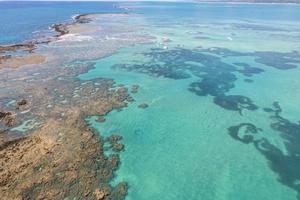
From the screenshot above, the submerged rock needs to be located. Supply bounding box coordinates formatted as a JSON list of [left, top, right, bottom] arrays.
[[107, 134, 123, 143], [112, 143, 125, 152], [16, 99, 29, 110], [138, 103, 149, 109], [96, 116, 106, 123], [126, 96, 135, 102], [0, 111, 11, 119], [106, 134, 124, 152], [0, 111, 14, 127], [131, 84, 140, 93], [244, 79, 253, 83], [17, 99, 27, 106]]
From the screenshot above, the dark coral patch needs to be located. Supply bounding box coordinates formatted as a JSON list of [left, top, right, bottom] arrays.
[[233, 62, 250, 67], [254, 51, 300, 70], [113, 47, 262, 112], [228, 123, 262, 144], [189, 73, 236, 97], [229, 102, 300, 199], [214, 95, 258, 114], [244, 79, 253, 83], [113, 63, 190, 80], [203, 47, 300, 70], [237, 66, 264, 77], [194, 36, 211, 40], [232, 23, 287, 32]]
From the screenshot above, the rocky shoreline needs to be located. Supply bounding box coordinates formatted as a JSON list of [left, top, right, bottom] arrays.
[[0, 13, 129, 69]]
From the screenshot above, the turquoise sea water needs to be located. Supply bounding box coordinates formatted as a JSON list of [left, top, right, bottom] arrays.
[[3, 2, 300, 200], [80, 3, 300, 200]]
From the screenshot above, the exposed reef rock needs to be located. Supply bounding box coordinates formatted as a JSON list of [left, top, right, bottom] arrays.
[[0, 13, 131, 70], [0, 116, 126, 200], [0, 111, 12, 120], [0, 43, 46, 69], [0, 12, 150, 200], [0, 77, 131, 200], [0, 43, 36, 54], [16, 99, 29, 110], [0, 54, 46, 69], [17, 99, 27, 106], [0, 111, 14, 127], [50, 23, 70, 37], [0, 13, 147, 197]]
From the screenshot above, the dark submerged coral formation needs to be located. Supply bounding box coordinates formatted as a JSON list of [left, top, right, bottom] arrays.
[[113, 47, 300, 115], [131, 84, 140, 93], [105, 134, 125, 152], [213, 95, 258, 114], [228, 102, 300, 199], [138, 103, 149, 109], [112, 46, 300, 197], [227, 123, 262, 144], [113, 47, 268, 113], [205, 47, 300, 70]]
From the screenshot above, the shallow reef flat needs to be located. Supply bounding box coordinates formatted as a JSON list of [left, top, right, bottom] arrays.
[[0, 13, 151, 200]]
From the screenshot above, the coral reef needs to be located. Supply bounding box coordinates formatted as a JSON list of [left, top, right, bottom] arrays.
[[0, 12, 150, 200]]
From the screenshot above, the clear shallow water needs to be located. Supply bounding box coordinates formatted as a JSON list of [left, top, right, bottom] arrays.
[[79, 2, 300, 200], [3, 1, 300, 200], [81, 45, 299, 199]]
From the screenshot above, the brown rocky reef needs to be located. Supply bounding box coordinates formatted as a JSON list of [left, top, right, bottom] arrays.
[[0, 63, 135, 199], [0, 12, 146, 200]]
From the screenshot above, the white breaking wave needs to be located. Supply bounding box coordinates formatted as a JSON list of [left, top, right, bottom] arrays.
[[55, 34, 94, 42]]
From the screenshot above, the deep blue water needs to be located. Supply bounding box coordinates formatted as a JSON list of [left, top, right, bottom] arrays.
[[1, 1, 300, 45], [0, 1, 123, 44]]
